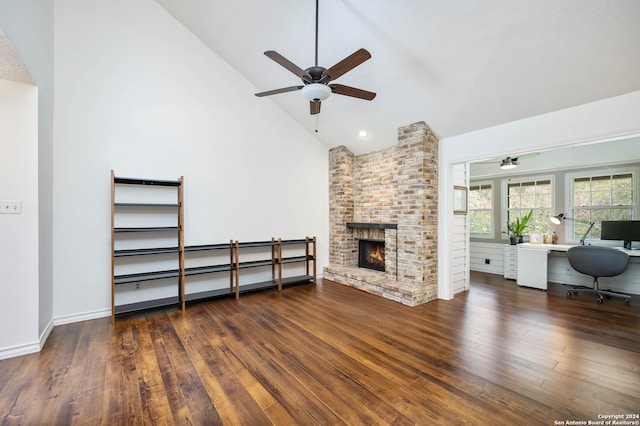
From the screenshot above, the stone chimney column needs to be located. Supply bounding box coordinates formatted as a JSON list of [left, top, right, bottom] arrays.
[[395, 122, 438, 298], [328, 146, 357, 266]]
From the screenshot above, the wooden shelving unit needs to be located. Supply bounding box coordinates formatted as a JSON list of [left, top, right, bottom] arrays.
[[232, 239, 279, 299], [111, 171, 184, 322], [277, 237, 317, 289], [183, 242, 235, 301], [111, 171, 316, 320], [183, 237, 316, 303]]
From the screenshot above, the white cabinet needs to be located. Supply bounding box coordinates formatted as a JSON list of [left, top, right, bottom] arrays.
[[517, 246, 549, 290], [503, 245, 517, 279]]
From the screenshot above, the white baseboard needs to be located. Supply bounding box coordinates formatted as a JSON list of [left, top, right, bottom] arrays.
[[0, 341, 41, 360], [1, 308, 111, 360], [39, 318, 54, 349], [53, 308, 111, 326]]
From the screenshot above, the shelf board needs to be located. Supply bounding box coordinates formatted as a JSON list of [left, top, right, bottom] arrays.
[[238, 279, 279, 293], [114, 226, 180, 233], [280, 255, 309, 264], [237, 259, 274, 269], [186, 281, 279, 303], [185, 276, 314, 304], [114, 296, 180, 315], [114, 269, 180, 284], [281, 275, 314, 286], [114, 202, 180, 208], [114, 176, 181, 187], [280, 239, 310, 245], [185, 288, 233, 302], [185, 243, 232, 252], [237, 241, 278, 248], [239, 276, 312, 292], [114, 247, 180, 257], [185, 264, 232, 276]]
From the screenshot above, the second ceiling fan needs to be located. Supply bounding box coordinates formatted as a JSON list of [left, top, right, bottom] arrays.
[[255, 0, 376, 115]]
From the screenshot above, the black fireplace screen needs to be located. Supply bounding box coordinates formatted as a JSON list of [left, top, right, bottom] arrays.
[[358, 239, 385, 272]]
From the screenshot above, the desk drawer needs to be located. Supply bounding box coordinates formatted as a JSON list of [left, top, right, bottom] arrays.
[[504, 245, 517, 279]]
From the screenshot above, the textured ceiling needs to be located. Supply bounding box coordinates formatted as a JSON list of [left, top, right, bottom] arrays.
[[0, 26, 33, 85], [155, 0, 640, 154]]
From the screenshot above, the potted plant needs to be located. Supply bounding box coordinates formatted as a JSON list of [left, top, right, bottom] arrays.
[[504, 209, 533, 244]]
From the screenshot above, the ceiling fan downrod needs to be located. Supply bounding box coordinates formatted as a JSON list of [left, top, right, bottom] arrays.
[[315, 0, 319, 67]]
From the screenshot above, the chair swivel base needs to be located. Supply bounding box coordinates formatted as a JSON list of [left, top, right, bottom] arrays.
[[567, 284, 631, 304]]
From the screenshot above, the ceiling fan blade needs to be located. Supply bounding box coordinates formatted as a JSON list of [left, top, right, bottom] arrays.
[[255, 85, 303, 97], [310, 101, 321, 115], [264, 51, 312, 82], [512, 152, 540, 161], [320, 48, 371, 83], [330, 84, 376, 101]]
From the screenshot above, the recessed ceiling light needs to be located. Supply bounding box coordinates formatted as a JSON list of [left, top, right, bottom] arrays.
[[358, 130, 368, 137]]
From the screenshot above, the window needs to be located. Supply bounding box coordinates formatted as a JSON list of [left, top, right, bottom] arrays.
[[469, 183, 492, 236], [505, 178, 552, 236], [570, 172, 635, 239]]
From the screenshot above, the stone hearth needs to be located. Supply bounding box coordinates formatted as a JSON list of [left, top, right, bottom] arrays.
[[323, 121, 438, 307], [323, 265, 433, 306]]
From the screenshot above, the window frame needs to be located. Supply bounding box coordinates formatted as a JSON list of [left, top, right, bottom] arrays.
[[468, 181, 494, 239], [501, 174, 555, 242], [564, 166, 639, 243]]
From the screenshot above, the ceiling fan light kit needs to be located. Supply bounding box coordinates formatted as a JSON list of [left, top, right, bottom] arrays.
[[302, 83, 331, 102], [500, 157, 518, 169], [254, 0, 375, 115]]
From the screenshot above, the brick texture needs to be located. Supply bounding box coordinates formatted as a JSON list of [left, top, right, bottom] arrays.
[[325, 122, 439, 306], [328, 146, 356, 267]]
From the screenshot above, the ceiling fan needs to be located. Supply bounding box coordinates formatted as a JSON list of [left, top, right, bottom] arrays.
[[500, 152, 540, 169], [476, 152, 540, 169], [254, 0, 376, 115]]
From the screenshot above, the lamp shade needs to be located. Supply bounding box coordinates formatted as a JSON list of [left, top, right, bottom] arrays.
[[550, 213, 566, 225], [302, 83, 331, 102]]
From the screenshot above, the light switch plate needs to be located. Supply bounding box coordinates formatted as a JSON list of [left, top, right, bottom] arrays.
[[0, 200, 22, 214]]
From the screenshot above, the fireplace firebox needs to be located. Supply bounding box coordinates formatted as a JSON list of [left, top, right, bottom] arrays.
[[358, 239, 385, 272]]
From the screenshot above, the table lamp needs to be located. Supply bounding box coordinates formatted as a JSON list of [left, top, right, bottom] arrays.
[[549, 213, 595, 245]]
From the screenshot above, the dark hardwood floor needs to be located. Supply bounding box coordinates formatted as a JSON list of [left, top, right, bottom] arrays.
[[1, 272, 639, 425]]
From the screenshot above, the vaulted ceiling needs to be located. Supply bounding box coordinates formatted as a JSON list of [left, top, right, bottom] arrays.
[[155, 0, 640, 154], [1, 2, 639, 155]]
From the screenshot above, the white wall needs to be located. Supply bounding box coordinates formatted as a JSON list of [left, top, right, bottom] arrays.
[[0, 0, 55, 349], [469, 242, 504, 275], [450, 163, 468, 293], [52, 0, 329, 322], [0, 79, 39, 358], [438, 90, 640, 299]]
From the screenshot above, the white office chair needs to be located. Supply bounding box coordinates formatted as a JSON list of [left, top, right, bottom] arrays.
[[566, 245, 631, 304]]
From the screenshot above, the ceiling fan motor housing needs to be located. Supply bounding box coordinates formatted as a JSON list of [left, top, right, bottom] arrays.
[[304, 66, 326, 81]]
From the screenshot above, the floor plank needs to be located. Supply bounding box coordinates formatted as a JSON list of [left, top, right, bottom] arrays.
[[1, 272, 639, 425]]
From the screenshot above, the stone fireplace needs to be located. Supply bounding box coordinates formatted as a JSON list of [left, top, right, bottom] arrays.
[[323, 121, 438, 307]]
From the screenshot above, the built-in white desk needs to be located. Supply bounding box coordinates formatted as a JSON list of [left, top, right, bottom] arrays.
[[516, 243, 640, 294]]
